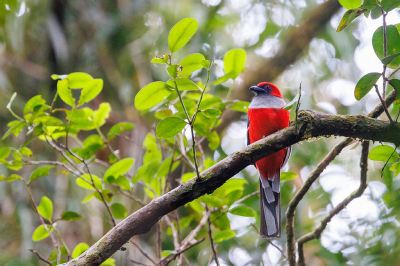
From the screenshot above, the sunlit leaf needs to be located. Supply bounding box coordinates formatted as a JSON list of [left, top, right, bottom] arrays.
[[182, 173, 196, 183], [337, 8, 368, 32], [338, 0, 362, 9], [223, 49, 246, 79], [0, 147, 10, 159], [225, 190, 243, 206], [37, 196, 53, 221], [93, 102, 111, 127], [29, 166, 55, 184], [354, 72, 381, 100], [214, 230, 236, 242], [281, 171, 298, 181], [390, 162, 400, 177], [179, 53, 205, 75], [198, 195, 223, 208], [24, 95, 46, 115], [207, 131, 220, 150], [67, 72, 93, 89], [110, 203, 127, 219], [228, 101, 249, 112], [229, 205, 257, 217], [57, 79, 75, 106], [166, 78, 199, 90], [60, 211, 83, 221], [104, 158, 134, 183], [202, 108, 221, 118], [101, 258, 116, 266], [151, 55, 168, 64], [156, 117, 187, 139], [168, 18, 198, 53], [76, 174, 103, 190], [32, 225, 53, 242], [107, 122, 134, 141], [72, 243, 89, 259], [155, 109, 173, 120], [389, 79, 400, 104], [135, 82, 172, 110], [78, 79, 103, 106], [369, 145, 398, 162]]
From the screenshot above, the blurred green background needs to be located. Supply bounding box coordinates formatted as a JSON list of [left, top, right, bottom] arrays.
[[1, 0, 400, 265]]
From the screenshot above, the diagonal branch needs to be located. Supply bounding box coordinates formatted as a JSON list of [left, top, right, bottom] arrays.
[[296, 141, 370, 266], [63, 110, 400, 266]]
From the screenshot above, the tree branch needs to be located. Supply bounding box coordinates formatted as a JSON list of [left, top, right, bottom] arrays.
[[297, 141, 369, 265], [63, 110, 400, 266]]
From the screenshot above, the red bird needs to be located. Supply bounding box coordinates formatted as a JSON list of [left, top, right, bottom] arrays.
[[247, 82, 290, 238]]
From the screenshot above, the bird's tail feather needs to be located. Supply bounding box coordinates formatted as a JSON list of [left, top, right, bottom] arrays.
[[259, 171, 281, 238]]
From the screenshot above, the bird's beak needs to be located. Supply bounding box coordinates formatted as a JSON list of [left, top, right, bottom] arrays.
[[249, 86, 263, 93]]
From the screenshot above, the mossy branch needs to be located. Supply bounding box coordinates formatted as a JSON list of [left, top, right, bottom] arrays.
[[63, 110, 400, 266]]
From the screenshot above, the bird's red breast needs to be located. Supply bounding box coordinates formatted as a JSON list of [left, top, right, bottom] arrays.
[[248, 83, 289, 180]]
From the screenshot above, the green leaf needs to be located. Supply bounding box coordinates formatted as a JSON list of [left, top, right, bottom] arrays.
[[93, 102, 111, 127], [156, 157, 180, 178], [211, 212, 231, 230], [60, 211, 83, 221], [33, 116, 63, 126], [182, 173, 196, 183], [188, 200, 205, 212], [155, 109, 173, 120], [390, 162, 400, 176], [24, 95, 46, 115], [354, 72, 381, 100], [381, 0, 400, 12], [101, 258, 116, 266], [207, 131, 220, 150], [372, 26, 400, 69], [0, 147, 10, 159], [281, 171, 298, 181], [214, 230, 236, 242], [114, 176, 131, 190], [198, 195, 223, 208], [135, 82, 172, 110], [151, 55, 168, 64], [167, 65, 178, 78], [211, 72, 236, 85], [6, 92, 17, 110], [370, 6, 382, 19], [220, 179, 247, 194], [78, 79, 103, 106], [369, 145, 398, 162], [107, 122, 135, 141], [110, 203, 127, 219], [168, 18, 198, 53], [228, 101, 249, 113], [389, 79, 400, 104], [32, 225, 53, 242], [57, 79, 75, 106], [166, 78, 199, 91], [225, 190, 243, 206], [229, 205, 257, 217], [81, 193, 95, 204], [2, 174, 23, 183], [338, 0, 362, 9], [72, 243, 89, 259], [337, 8, 368, 32], [179, 53, 206, 75], [202, 109, 221, 118], [104, 158, 135, 183], [29, 166, 55, 183], [3, 121, 25, 140], [37, 196, 53, 221], [156, 117, 187, 139], [382, 52, 400, 65], [223, 49, 246, 79], [68, 72, 93, 89], [76, 174, 103, 190]]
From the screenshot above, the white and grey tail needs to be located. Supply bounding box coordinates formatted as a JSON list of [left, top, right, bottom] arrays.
[[259, 171, 281, 238]]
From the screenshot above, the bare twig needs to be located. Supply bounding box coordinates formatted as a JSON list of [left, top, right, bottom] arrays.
[[30, 249, 54, 266], [297, 141, 369, 266], [234, 190, 260, 205], [157, 238, 205, 266], [205, 206, 220, 266], [250, 224, 286, 259], [374, 84, 393, 123], [130, 240, 156, 265]]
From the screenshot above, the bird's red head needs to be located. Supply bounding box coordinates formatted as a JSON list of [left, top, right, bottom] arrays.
[[249, 82, 283, 99]]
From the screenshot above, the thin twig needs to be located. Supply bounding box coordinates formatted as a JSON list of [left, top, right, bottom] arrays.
[[374, 84, 393, 123], [30, 249, 54, 266], [130, 239, 156, 265], [205, 206, 220, 266], [295, 82, 302, 134], [297, 141, 369, 266], [157, 238, 205, 266], [234, 190, 260, 205], [250, 224, 286, 259], [381, 145, 398, 177]]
